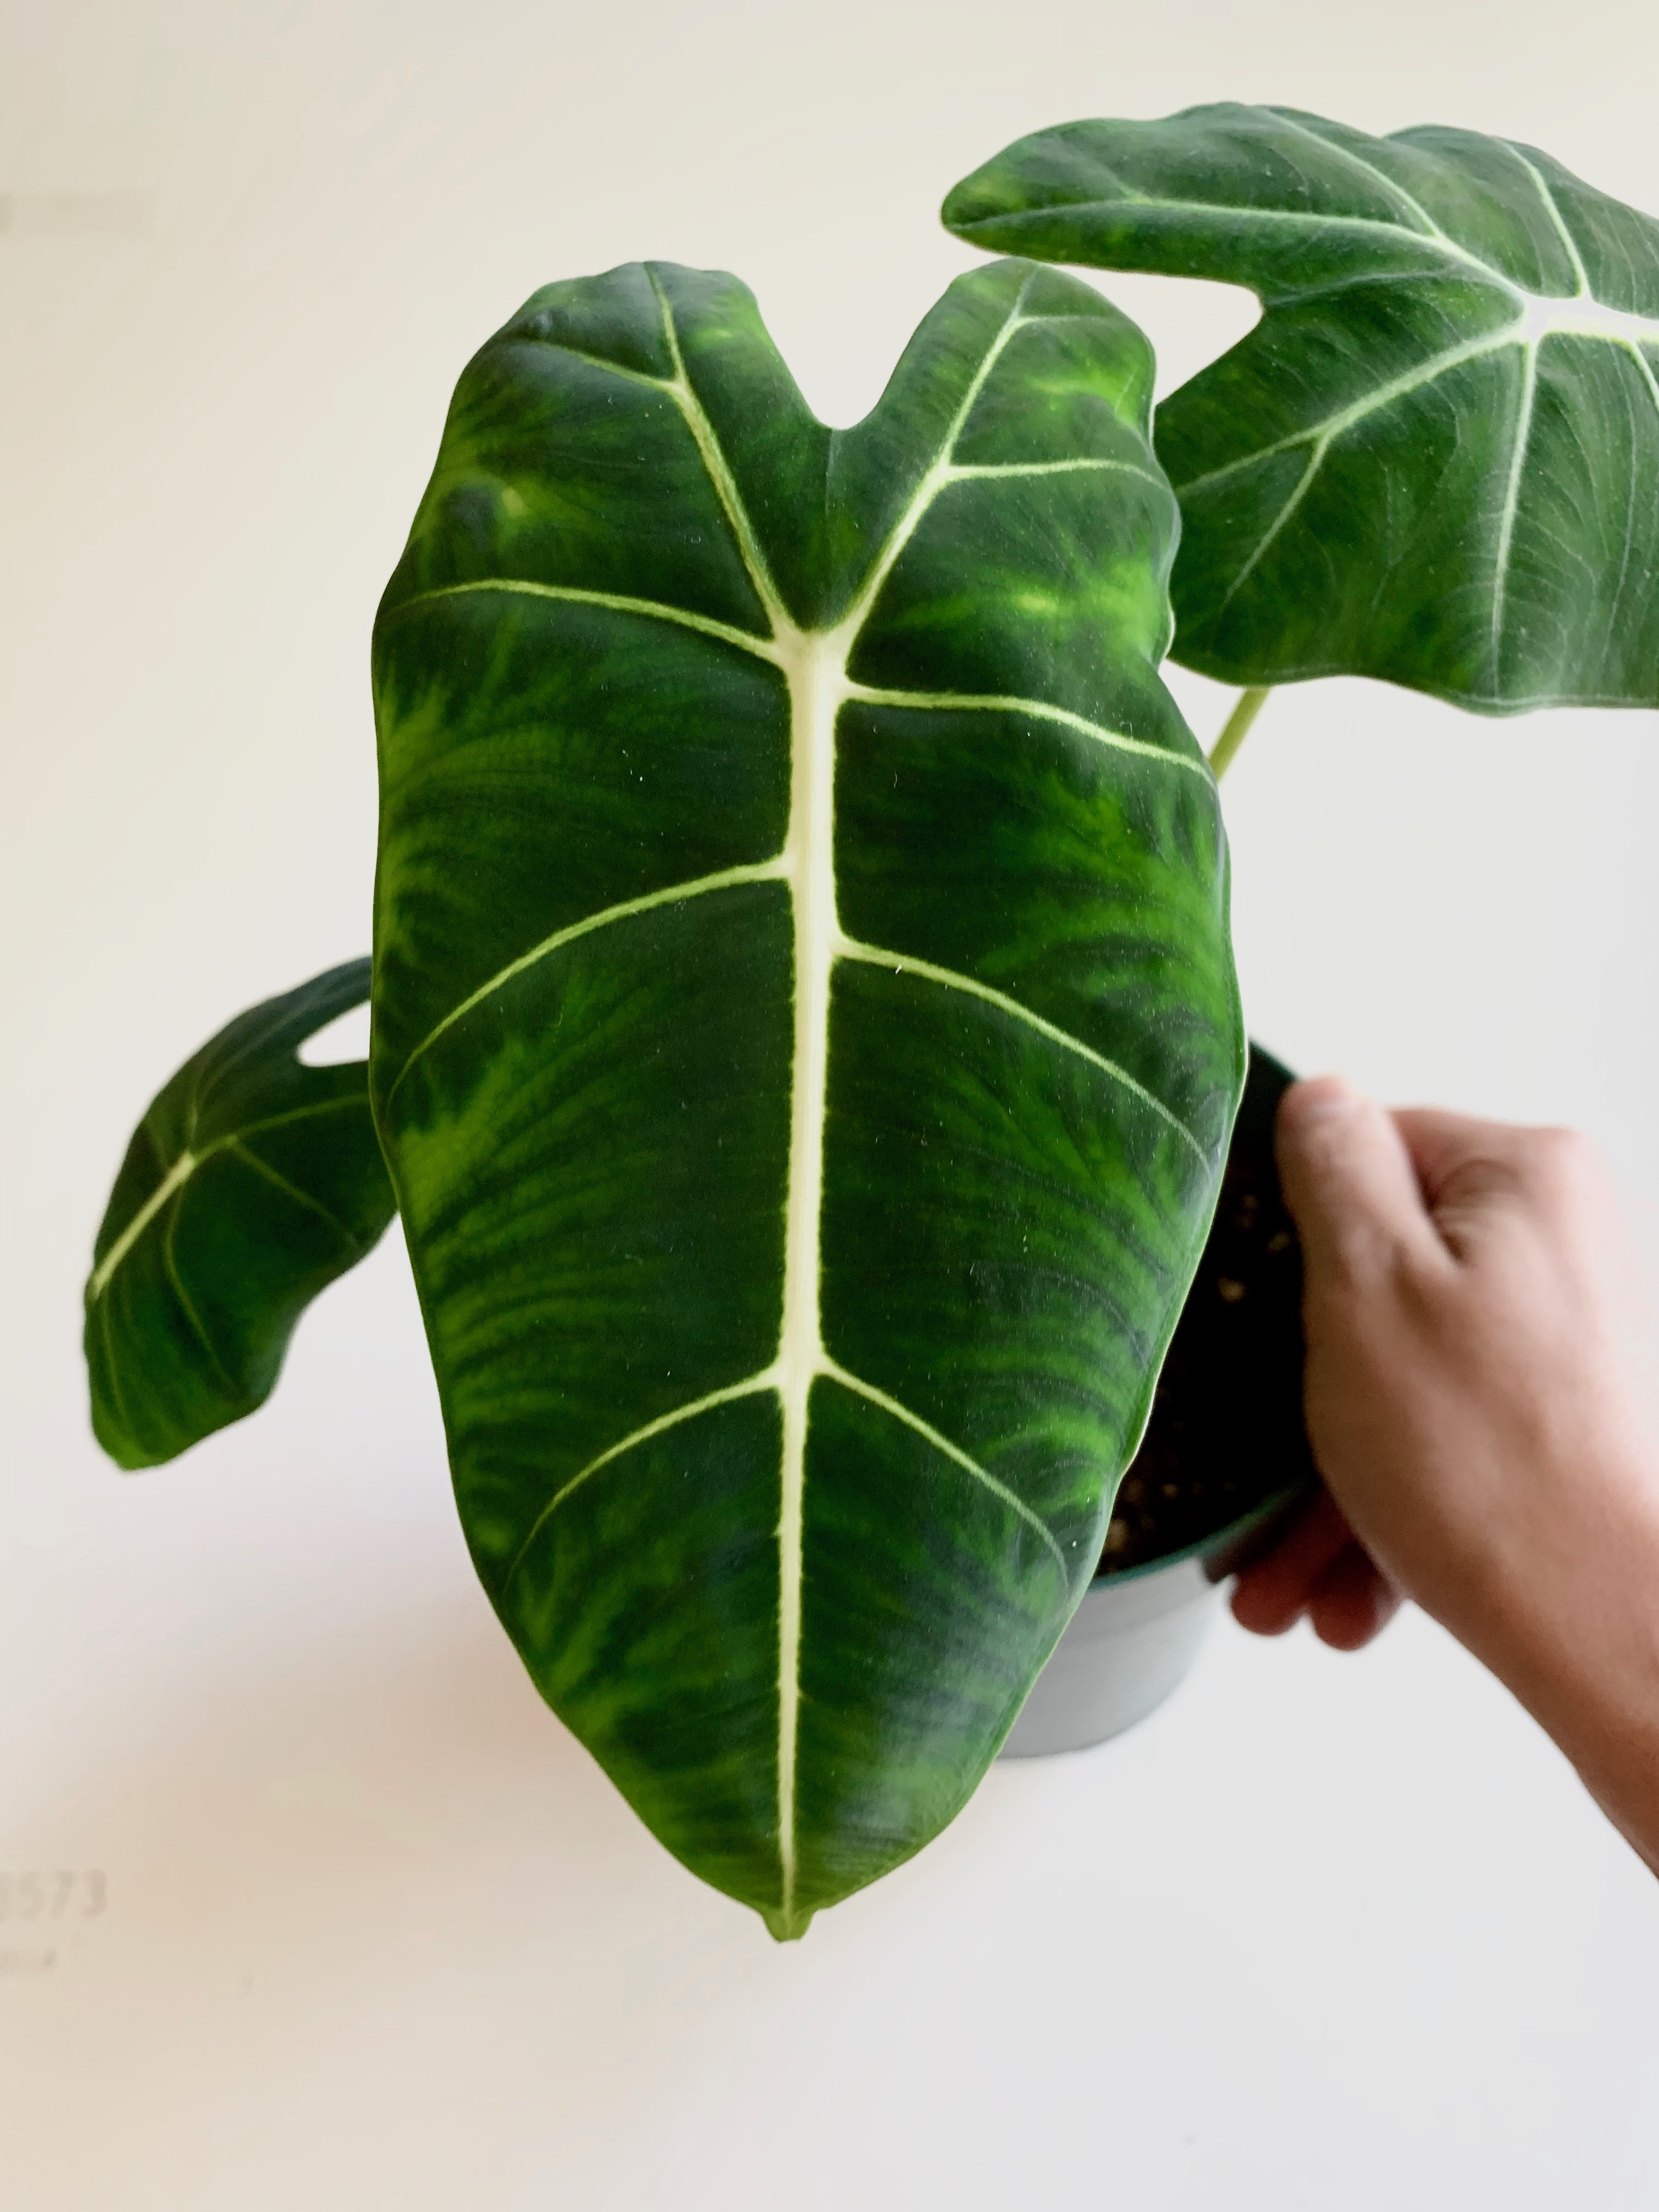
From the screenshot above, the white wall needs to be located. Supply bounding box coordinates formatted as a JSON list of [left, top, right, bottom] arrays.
[[4, 1, 1658, 2203]]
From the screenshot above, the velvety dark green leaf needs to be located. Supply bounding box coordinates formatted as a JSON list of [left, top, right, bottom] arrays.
[[371, 257, 1244, 1936], [944, 105, 1659, 712], [86, 962, 396, 1469]]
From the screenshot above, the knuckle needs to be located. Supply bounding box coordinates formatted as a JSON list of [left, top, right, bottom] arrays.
[[1531, 1122, 1589, 1166], [1304, 1226, 1430, 1340], [1311, 1212, 1393, 1286], [1521, 1124, 1601, 1197], [1391, 1252, 1448, 1325]]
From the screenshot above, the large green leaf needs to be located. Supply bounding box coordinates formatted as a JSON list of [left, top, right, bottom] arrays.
[[944, 105, 1659, 712], [371, 257, 1244, 1936], [86, 962, 396, 1469]]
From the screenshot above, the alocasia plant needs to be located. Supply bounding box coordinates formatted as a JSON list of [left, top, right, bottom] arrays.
[[944, 104, 1659, 715], [99, 105, 1652, 1936], [88, 257, 1243, 1936]]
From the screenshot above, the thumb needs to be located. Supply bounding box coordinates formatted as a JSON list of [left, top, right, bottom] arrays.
[[1276, 1076, 1440, 1286]]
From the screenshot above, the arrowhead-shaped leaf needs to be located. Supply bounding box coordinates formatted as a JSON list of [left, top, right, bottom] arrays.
[[86, 962, 396, 1469], [371, 258, 1244, 1935], [945, 105, 1659, 712]]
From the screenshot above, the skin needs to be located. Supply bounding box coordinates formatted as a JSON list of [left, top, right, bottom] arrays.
[[1232, 1076, 1659, 1877]]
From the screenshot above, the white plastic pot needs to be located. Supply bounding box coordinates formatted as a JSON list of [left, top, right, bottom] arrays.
[[999, 1485, 1305, 1759]]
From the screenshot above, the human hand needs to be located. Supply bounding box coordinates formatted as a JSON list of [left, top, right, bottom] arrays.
[[1231, 1077, 1659, 1870], [1230, 1481, 1400, 1652]]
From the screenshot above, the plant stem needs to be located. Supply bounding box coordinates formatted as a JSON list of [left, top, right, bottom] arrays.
[[1207, 686, 1271, 780]]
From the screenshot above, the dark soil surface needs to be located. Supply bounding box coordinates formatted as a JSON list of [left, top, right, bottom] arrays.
[[1097, 1046, 1319, 1578]]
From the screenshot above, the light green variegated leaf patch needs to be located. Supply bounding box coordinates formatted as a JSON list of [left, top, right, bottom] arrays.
[[86, 962, 397, 1469], [371, 257, 1243, 1936], [945, 105, 1659, 713]]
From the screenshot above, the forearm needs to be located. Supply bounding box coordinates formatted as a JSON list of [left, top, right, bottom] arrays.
[[1464, 1471, 1659, 1877]]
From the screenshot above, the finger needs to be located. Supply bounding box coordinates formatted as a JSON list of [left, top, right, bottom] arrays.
[[1231, 1487, 1353, 1636], [1306, 1544, 1404, 1651], [1276, 1077, 1443, 1286], [1390, 1106, 1531, 1206], [1391, 1111, 1607, 1264], [1391, 1108, 1552, 1250]]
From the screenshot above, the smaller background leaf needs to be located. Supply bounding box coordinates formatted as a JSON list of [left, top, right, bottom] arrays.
[[944, 105, 1659, 714], [85, 961, 397, 1469]]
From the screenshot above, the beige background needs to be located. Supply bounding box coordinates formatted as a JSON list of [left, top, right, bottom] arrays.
[[4, 0, 1659, 2202]]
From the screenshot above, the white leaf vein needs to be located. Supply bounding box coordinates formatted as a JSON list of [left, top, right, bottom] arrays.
[[845, 683, 1210, 774], [1490, 340, 1541, 677], [496, 1358, 1071, 1595], [385, 577, 778, 663], [501, 1371, 778, 1593], [162, 1207, 235, 1392], [227, 1138, 358, 1248], [838, 939, 1206, 1163], [388, 860, 788, 1097], [820, 1359, 1070, 1578]]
